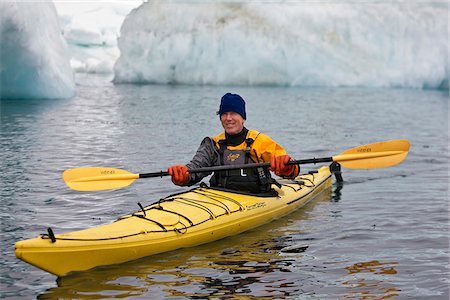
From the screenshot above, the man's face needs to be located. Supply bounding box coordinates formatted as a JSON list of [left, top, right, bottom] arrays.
[[220, 112, 245, 135]]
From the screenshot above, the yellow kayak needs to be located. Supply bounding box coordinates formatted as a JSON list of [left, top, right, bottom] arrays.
[[15, 166, 333, 276]]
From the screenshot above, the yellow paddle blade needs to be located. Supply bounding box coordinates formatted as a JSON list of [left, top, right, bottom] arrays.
[[63, 167, 139, 191], [333, 140, 410, 169]]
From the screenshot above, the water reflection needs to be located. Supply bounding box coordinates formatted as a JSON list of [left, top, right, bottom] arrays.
[[345, 260, 398, 275], [341, 260, 400, 300], [38, 188, 332, 299], [332, 182, 344, 202]]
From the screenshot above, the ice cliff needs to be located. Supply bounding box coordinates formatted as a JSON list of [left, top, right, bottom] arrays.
[[114, 1, 448, 89]]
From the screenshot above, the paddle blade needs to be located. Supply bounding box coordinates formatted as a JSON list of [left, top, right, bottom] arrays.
[[333, 140, 410, 169], [63, 167, 139, 191]]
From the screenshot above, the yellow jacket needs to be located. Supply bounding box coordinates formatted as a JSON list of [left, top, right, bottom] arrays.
[[212, 129, 299, 178]]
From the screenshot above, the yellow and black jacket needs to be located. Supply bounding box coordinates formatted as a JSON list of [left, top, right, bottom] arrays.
[[185, 128, 299, 193]]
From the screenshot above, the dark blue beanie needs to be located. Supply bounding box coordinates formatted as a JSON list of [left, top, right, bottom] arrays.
[[218, 93, 246, 120]]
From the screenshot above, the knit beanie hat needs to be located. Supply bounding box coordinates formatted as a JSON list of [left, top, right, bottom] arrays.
[[218, 93, 246, 120]]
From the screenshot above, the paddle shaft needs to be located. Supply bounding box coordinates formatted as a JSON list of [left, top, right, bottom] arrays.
[[139, 157, 333, 178], [63, 140, 410, 191]]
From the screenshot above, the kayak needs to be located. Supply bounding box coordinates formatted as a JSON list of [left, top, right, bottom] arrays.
[[15, 165, 333, 276], [15, 139, 410, 276]]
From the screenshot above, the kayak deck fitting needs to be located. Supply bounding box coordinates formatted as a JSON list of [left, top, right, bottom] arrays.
[[15, 165, 336, 276]]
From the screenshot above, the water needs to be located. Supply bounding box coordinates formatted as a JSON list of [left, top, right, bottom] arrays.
[[1, 74, 448, 299]]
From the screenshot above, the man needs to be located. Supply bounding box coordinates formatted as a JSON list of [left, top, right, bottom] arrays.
[[168, 93, 299, 194]]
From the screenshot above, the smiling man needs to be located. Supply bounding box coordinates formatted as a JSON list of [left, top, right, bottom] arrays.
[[168, 93, 299, 194]]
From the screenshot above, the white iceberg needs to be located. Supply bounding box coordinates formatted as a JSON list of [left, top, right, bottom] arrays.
[[0, 1, 75, 99], [114, 1, 448, 89], [54, 1, 142, 74]]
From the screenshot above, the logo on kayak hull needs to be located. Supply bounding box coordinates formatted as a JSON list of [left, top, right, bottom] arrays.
[[246, 202, 266, 211]]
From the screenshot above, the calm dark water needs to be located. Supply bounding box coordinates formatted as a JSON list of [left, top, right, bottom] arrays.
[[1, 74, 448, 299]]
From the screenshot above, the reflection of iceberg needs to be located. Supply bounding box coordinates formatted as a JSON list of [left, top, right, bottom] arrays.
[[114, 1, 448, 89], [0, 2, 75, 99]]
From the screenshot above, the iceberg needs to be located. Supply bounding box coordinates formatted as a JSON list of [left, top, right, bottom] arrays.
[[54, 1, 142, 74], [0, 1, 75, 99], [114, 1, 448, 89]]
